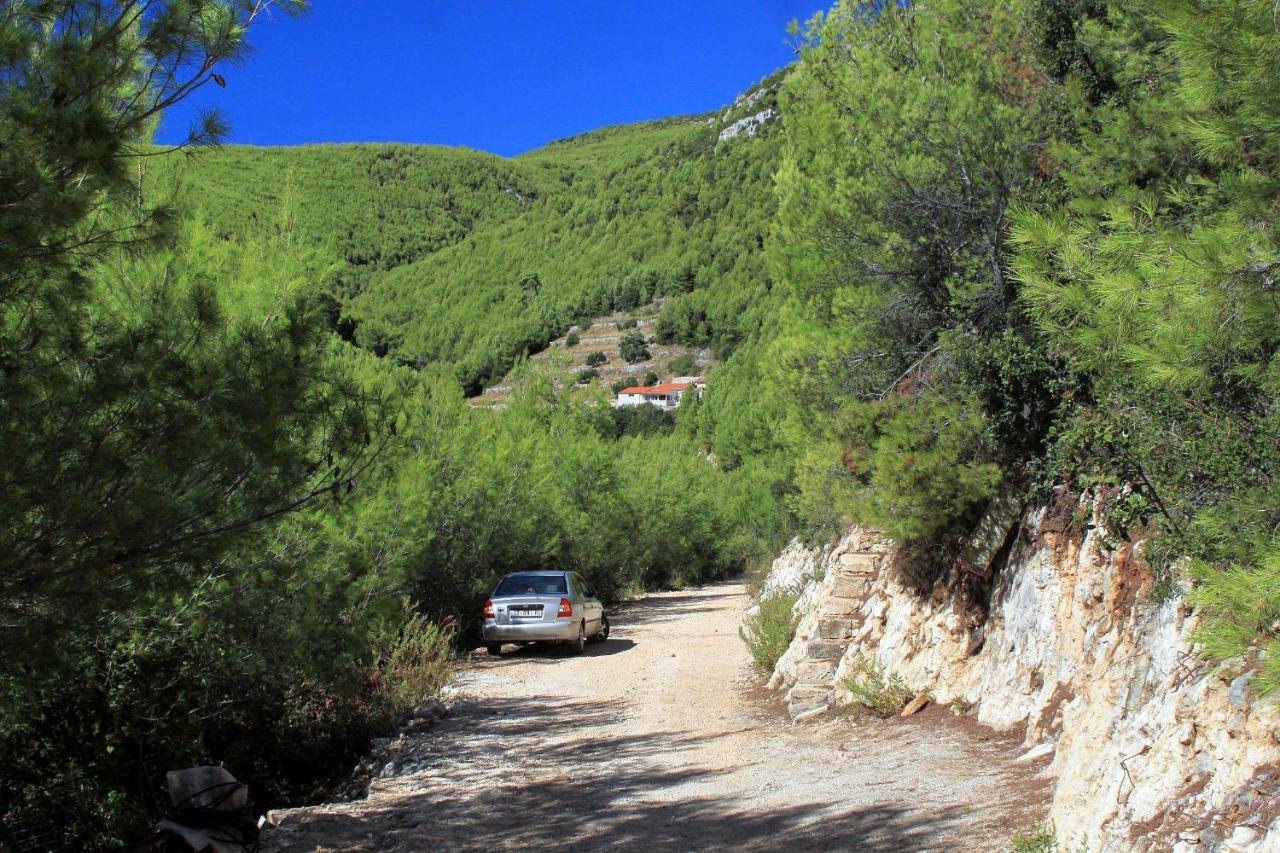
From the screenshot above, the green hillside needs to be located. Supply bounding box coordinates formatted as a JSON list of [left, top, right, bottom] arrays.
[[152, 142, 549, 303], [158, 74, 785, 394]]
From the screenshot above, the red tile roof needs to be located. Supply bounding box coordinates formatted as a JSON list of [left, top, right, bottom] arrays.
[[620, 382, 691, 395]]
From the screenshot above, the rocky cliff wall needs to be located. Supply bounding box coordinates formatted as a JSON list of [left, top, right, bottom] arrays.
[[761, 490, 1280, 851]]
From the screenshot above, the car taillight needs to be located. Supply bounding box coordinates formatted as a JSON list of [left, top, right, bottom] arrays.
[[482, 599, 494, 619], [558, 598, 573, 617]]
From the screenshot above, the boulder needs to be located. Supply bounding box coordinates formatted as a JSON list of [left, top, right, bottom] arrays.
[[900, 693, 930, 717]]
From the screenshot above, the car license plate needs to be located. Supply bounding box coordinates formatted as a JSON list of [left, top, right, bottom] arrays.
[[509, 606, 541, 617]]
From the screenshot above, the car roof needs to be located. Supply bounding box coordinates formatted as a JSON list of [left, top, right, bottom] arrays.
[[502, 570, 568, 577]]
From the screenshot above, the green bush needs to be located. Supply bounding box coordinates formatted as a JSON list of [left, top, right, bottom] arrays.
[[585, 351, 607, 367], [668, 354, 699, 375], [575, 368, 599, 384], [615, 318, 638, 330], [0, 563, 403, 846], [643, 370, 660, 387], [565, 331, 580, 347], [836, 393, 1003, 543], [619, 331, 651, 363], [606, 404, 676, 439], [739, 591, 797, 674], [842, 654, 912, 717], [948, 328, 1069, 468], [371, 605, 459, 717]]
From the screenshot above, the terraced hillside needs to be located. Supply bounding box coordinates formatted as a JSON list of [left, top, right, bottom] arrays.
[[473, 301, 717, 407]]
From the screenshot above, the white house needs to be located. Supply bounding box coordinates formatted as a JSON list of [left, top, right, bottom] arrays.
[[614, 378, 705, 409]]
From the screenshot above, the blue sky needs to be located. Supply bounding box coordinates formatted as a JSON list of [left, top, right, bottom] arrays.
[[156, 1, 824, 157]]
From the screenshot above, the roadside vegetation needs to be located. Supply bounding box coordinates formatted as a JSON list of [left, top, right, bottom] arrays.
[[372, 609, 460, 718], [1011, 821, 1059, 853], [767, 0, 1280, 698], [740, 592, 799, 674], [841, 656, 914, 719]]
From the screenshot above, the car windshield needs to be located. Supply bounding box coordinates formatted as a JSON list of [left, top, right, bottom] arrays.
[[494, 574, 567, 596]]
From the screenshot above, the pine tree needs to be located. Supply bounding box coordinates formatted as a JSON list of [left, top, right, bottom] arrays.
[[769, 0, 1053, 541], [1010, 0, 1280, 692]]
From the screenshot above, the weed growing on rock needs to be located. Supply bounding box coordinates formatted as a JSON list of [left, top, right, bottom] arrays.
[[1011, 820, 1057, 852], [740, 591, 797, 674], [842, 654, 912, 717]]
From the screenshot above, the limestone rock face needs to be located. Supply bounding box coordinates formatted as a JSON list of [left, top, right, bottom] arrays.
[[717, 109, 775, 143], [751, 492, 1280, 851]]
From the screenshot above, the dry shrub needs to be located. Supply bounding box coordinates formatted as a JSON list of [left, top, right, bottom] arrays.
[[372, 604, 459, 717]]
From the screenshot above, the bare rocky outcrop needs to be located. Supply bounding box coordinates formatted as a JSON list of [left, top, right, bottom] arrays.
[[717, 109, 775, 143], [760, 491, 1280, 851]]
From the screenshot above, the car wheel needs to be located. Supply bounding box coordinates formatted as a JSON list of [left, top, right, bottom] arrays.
[[568, 622, 585, 655], [590, 614, 610, 642], [486, 642, 502, 656]]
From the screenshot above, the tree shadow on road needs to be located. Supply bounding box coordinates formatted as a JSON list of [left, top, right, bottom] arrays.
[[265, 691, 998, 853]]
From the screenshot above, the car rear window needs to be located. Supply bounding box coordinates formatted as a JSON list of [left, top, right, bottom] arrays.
[[495, 574, 567, 596]]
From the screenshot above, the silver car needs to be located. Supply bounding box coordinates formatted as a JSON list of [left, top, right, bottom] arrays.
[[481, 571, 609, 655]]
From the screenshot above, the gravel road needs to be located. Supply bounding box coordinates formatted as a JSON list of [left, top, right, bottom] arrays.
[[264, 581, 1050, 852]]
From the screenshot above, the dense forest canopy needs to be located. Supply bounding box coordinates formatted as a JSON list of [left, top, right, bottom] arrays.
[[155, 143, 545, 300], [4, 0, 1280, 847]]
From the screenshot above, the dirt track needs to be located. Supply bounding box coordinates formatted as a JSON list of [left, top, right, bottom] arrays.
[[264, 581, 1049, 852]]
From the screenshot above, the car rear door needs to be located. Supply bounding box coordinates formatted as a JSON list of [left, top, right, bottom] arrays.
[[572, 573, 603, 632]]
